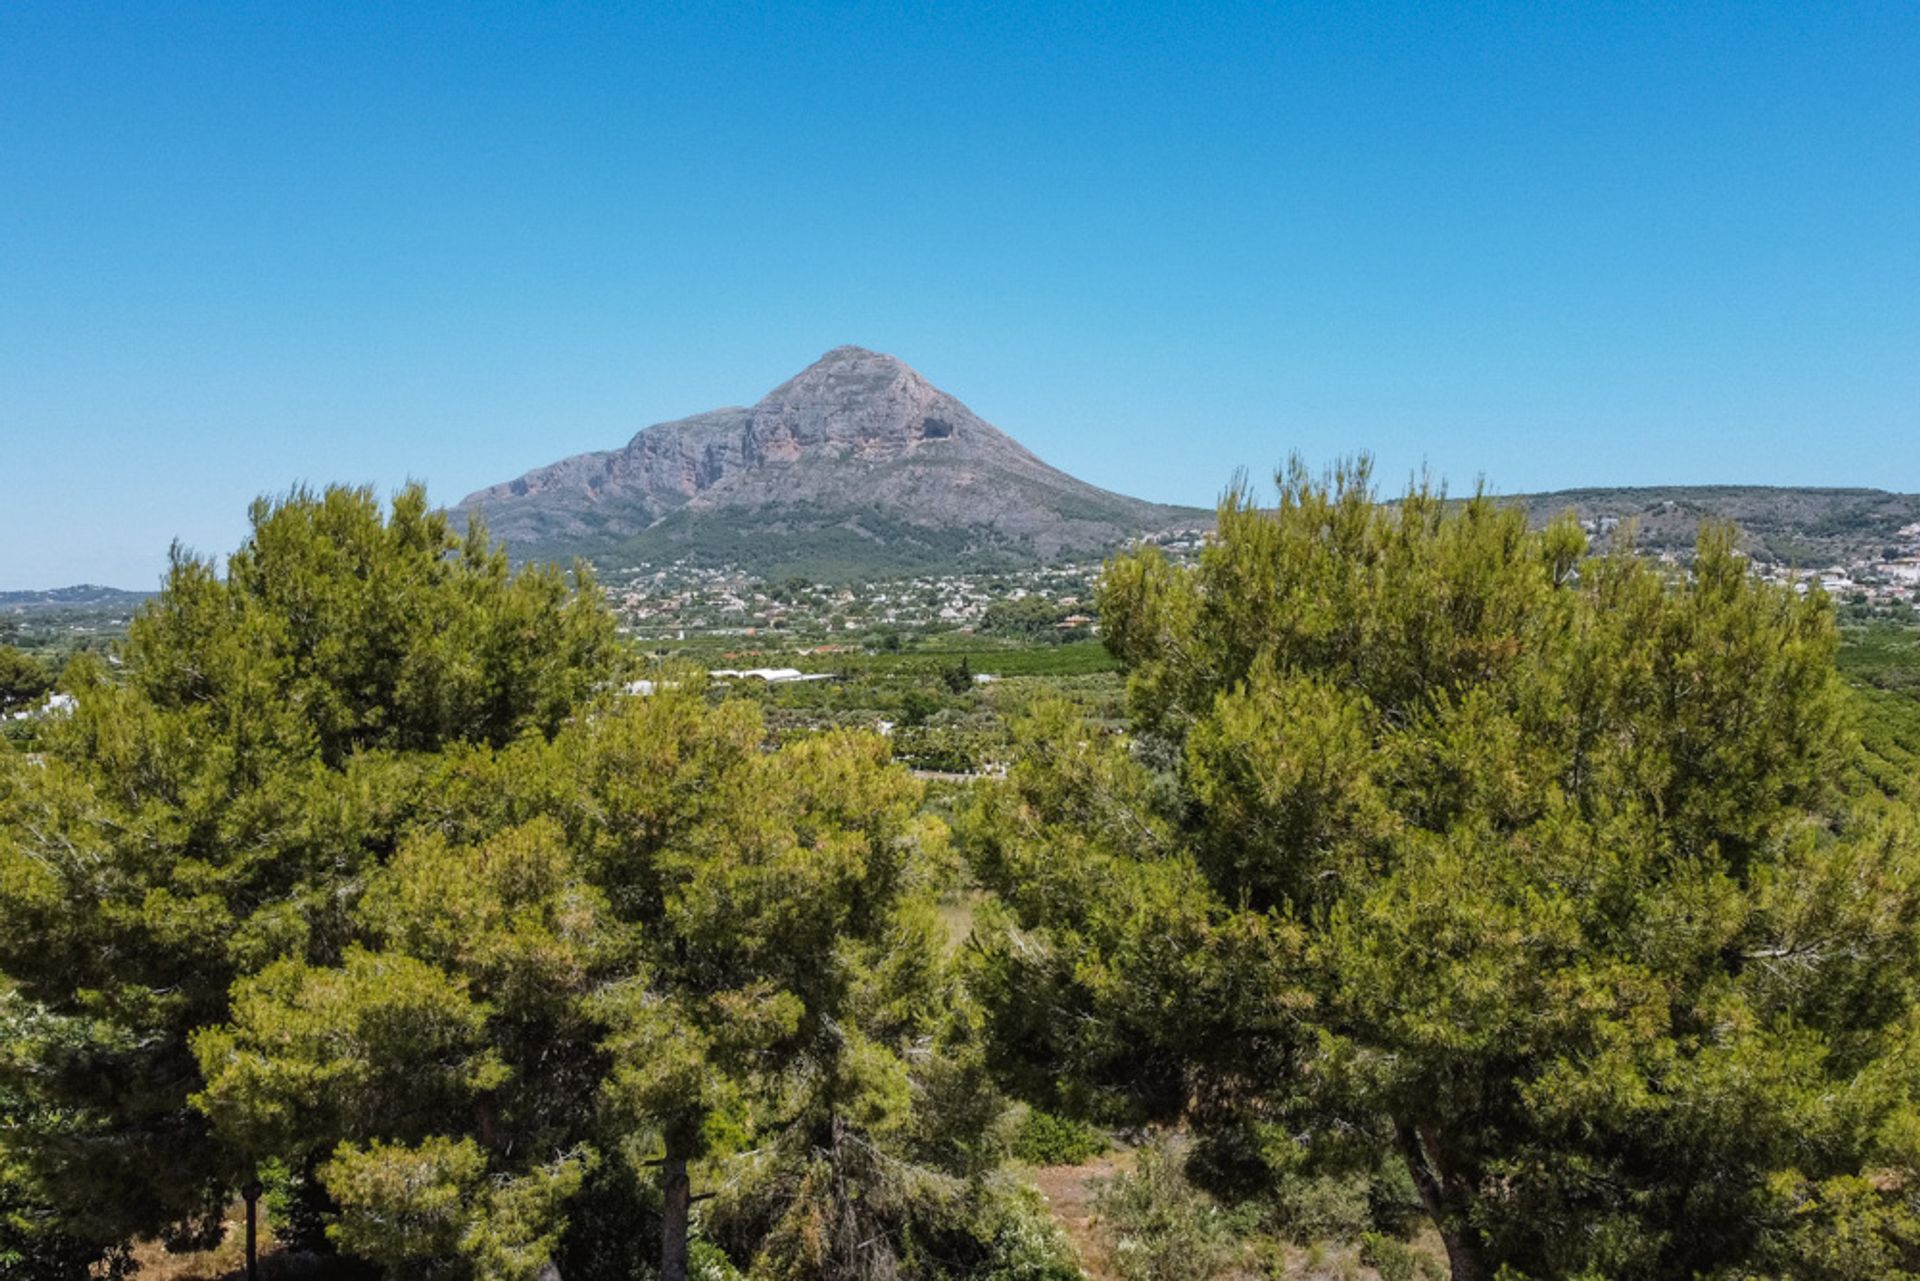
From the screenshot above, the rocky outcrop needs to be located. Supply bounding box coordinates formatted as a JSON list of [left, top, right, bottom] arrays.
[[454, 346, 1205, 576]]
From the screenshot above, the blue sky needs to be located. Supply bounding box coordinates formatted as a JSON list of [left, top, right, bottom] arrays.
[[3, 1, 1916, 588]]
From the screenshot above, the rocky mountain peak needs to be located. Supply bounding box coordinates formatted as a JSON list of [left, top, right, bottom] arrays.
[[766, 344, 915, 387], [756, 345, 932, 409], [453, 345, 1205, 578], [748, 345, 974, 457]]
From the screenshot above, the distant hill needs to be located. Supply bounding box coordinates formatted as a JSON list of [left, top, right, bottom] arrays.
[[0, 585, 151, 613], [453, 345, 1210, 580], [456, 347, 1916, 579], [1501, 486, 1920, 566]]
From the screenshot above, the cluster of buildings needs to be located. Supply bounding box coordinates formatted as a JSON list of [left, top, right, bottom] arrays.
[[586, 516, 1920, 641], [6, 692, 75, 723], [1562, 510, 1920, 610], [598, 528, 1207, 641], [1756, 522, 1920, 607], [600, 560, 1113, 640]]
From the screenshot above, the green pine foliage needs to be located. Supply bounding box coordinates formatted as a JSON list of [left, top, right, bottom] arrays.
[[0, 648, 50, 716], [0, 484, 619, 1265], [9, 466, 1920, 1280], [2, 484, 1051, 1281], [966, 458, 1920, 1281], [0, 996, 113, 1281]]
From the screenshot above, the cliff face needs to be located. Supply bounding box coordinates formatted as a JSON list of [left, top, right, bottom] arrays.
[[454, 346, 1205, 576]]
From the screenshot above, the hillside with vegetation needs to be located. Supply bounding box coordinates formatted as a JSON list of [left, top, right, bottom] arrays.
[[1504, 484, 1920, 566]]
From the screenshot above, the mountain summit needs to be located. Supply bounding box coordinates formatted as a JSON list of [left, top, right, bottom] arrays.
[[454, 346, 1205, 578]]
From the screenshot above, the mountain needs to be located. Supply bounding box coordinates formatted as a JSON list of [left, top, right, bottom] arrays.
[[0, 585, 151, 613], [453, 346, 1209, 579], [1502, 486, 1920, 566]]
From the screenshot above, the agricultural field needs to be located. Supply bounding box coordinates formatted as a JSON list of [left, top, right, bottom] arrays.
[[0, 590, 146, 666], [646, 634, 1123, 774], [1841, 622, 1920, 808]]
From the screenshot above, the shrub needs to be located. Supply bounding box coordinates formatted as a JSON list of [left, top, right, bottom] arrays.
[[1359, 1232, 1416, 1281], [979, 1181, 1085, 1281], [1093, 1141, 1243, 1281], [1009, 1109, 1111, 1166], [1272, 1171, 1371, 1245]]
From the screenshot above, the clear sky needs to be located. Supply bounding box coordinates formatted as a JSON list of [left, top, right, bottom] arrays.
[[3, 1, 1916, 588]]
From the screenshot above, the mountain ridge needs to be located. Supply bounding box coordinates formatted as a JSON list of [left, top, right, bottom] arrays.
[[1498, 484, 1920, 565], [451, 346, 1920, 580], [1, 585, 153, 612], [453, 345, 1209, 578]]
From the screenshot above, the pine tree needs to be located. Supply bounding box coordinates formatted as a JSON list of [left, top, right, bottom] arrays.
[[0, 648, 50, 715], [968, 458, 1920, 1280], [0, 484, 619, 1263], [193, 682, 1009, 1280]]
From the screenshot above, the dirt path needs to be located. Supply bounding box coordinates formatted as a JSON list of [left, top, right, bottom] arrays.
[[1028, 1150, 1133, 1281]]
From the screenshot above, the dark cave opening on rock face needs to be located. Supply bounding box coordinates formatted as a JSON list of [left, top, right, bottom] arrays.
[[919, 417, 954, 440]]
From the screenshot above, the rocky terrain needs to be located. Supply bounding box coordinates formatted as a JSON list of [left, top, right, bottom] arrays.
[[452, 345, 1209, 578]]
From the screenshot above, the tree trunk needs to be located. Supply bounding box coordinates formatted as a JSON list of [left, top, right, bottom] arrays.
[[241, 1178, 262, 1281], [1393, 1117, 1486, 1281], [660, 1154, 691, 1281]]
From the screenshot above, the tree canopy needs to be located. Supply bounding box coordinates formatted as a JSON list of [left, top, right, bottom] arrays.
[[9, 465, 1920, 1281], [188, 687, 1016, 1281], [0, 484, 620, 1270], [966, 459, 1920, 1280], [0, 647, 51, 716], [0, 483, 1070, 1281]]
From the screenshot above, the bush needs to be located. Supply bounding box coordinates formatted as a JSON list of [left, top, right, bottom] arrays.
[[556, 1155, 658, 1281], [1363, 1160, 1423, 1239], [1360, 1232, 1416, 1281], [691, 1237, 744, 1281], [0, 647, 50, 716], [1094, 1141, 1245, 1281], [1009, 1109, 1111, 1166], [1272, 1171, 1372, 1245], [979, 1181, 1085, 1281]]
